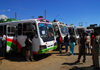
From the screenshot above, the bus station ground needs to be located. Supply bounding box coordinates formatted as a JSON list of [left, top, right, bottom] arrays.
[[0, 45, 99, 70]]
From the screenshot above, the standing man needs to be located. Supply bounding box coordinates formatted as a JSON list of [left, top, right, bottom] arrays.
[[25, 33, 35, 62], [92, 32, 99, 68], [64, 34, 69, 54], [76, 32, 87, 63], [56, 34, 63, 54]]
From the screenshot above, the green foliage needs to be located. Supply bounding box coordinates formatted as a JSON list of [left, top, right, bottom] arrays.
[[0, 18, 20, 23]]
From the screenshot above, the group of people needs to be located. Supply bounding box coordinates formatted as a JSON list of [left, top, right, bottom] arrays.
[[0, 32, 35, 62], [57, 33, 76, 55], [64, 33, 76, 55], [76, 32, 100, 68], [57, 31, 100, 68], [1, 31, 100, 66]]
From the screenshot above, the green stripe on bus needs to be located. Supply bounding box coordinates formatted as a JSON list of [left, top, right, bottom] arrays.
[[7, 41, 19, 52], [37, 46, 57, 54]]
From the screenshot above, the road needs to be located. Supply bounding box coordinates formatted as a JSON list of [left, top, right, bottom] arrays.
[[0, 45, 98, 70]]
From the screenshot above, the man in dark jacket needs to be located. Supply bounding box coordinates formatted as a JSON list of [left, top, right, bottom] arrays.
[[64, 34, 69, 54], [25, 33, 35, 62], [76, 32, 87, 63]]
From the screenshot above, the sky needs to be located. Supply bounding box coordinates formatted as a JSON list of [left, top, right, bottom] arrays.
[[0, 0, 100, 27]]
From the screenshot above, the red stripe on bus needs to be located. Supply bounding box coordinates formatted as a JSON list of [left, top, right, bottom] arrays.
[[7, 38, 22, 52]]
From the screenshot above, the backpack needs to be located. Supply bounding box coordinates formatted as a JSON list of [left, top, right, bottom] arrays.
[[59, 37, 62, 43]]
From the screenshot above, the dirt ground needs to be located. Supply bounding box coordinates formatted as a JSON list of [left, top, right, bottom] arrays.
[[0, 45, 98, 70]]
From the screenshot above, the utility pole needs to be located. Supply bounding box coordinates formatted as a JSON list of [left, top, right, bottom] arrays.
[[15, 12, 17, 19], [44, 10, 46, 19]]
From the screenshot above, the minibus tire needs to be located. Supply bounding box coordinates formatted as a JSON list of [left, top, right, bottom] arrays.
[[21, 48, 26, 57]]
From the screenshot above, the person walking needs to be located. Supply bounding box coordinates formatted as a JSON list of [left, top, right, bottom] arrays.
[[64, 34, 69, 54], [69, 33, 76, 55], [90, 33, 95, 54], [56, 35, 63, 54], [25, 33, 35, 62], [92, 32, 100, 68], [78, 34, 82, 53], [76, 32, 87, 63], [85, 33, 91, 54]]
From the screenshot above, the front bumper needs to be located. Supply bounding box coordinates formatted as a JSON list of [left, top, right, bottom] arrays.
[[37, 46, 57, 54]]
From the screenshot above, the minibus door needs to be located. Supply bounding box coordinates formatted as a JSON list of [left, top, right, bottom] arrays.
[[6, 25, 18, 53]]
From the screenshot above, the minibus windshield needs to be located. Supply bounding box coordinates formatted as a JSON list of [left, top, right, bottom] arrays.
[[38, 23, 54, 42]]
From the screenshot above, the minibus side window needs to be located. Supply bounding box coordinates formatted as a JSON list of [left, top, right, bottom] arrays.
[[53, 25, 59, 36], [18, 24, 22, 35], [0, 26, 3, 34], [8, 27, 15, 36], [4, 25, 6, 34], [23, 23, 27, 35], [23, 23, 33, 35]]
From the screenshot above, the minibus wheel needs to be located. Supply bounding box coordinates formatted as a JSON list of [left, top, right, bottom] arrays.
[[21, 47, 26, 57]]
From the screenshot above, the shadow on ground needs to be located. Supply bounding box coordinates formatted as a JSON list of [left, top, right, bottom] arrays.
[[62, 61, 83, 65], [4, 53, 52, 62], [74, 53, 92, 56], [56, 52, 78, 56], [69, 66, 99, 70], [54, 47, 65, 51], [34, 54, 51, 61], [56, 53, 92, 56], [4, 53, 26, 62], [62, 61, 100, 70]]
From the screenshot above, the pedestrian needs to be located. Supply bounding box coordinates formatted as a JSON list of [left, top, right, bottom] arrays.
[[64, 34, 69, 54], [78, 34, 82, 53], [0, 34, 3, 57], [90, 33, 95, 54], [69, 33, 76, 55], [91, 32, 100, 68], [56, 34, 63, 54], [76, 32, 87, 63], [2, 33, 6, 47], [85, 33, 91, 54], [25, 33, 35, 62], [2, 33, 6, 57]]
